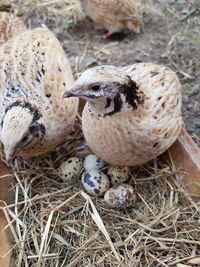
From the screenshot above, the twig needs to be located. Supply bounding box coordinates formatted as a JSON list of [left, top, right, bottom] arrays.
[[180, 8, 200, 21]]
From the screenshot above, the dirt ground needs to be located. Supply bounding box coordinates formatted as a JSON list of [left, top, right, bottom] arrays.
[[17, 0, 200, 144]]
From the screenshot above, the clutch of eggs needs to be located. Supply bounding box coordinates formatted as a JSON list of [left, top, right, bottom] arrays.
[[59, 153, 137, 209], [59, 157, 82, 182]]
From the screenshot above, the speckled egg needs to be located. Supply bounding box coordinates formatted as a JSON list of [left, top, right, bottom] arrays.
[[81, 170, 110, 197], [104, 184, 136, 208], [107, 165, 130, 185], [59, 157, 82, 182], [83, 154, 105, 171]]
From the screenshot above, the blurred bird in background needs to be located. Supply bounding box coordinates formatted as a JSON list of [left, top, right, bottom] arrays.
[[80, 0, 141, 38]]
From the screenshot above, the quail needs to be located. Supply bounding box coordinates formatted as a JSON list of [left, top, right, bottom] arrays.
[[0, 27, 79, 161], [63, 63, 182, 166]]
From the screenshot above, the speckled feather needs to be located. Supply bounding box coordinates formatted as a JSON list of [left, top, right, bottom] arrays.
[[0, 12, 26, 43], [81, 63, 182, 166], [80, 0, 140, 34], [0, 27, 79, 158]]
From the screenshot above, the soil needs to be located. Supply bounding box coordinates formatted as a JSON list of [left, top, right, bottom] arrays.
[[22, 0, 200, 145]]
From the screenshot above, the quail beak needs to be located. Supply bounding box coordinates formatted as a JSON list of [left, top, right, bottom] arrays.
[[4, 147, 16, 163], [63, 85, 82, 98]]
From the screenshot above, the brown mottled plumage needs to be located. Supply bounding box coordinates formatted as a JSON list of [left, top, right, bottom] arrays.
[[0, 12, 26, 43], [80, 0, 140, 35], [63, 63, 182, 166], [0, 26, 79, 161]]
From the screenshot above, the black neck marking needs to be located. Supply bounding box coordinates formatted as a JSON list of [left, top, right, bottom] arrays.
[[104, 78, 144, 117], [34, 123, 46, 139], [104, 93, 123, 117], [120, 77, 144, 109], [105, 98, 112, 108], [1, 100, 42, 128]]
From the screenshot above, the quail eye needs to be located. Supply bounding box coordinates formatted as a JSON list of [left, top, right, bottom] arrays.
[[21, 134, 29, 143], [29, 122, 40, 136], [90, 84, 101, 91]]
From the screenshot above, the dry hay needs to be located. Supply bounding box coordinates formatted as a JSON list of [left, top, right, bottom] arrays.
[[12, 0, 85, 29], [2, 123, 200, 266]]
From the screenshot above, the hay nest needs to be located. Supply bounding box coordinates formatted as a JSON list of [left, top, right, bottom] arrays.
[[3, 120, 200, 266]]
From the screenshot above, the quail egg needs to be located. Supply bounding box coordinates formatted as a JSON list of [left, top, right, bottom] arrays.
[[107, 165, 130, 185], [104, 184, 136, 208], [59, 157, 82, 182], [83, 154, 105, 171], [81, 170, 110, 197]]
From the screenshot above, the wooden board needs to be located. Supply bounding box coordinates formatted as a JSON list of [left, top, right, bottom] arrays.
[[162, 127, 200, 198], [0, 159, 14, 267]]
